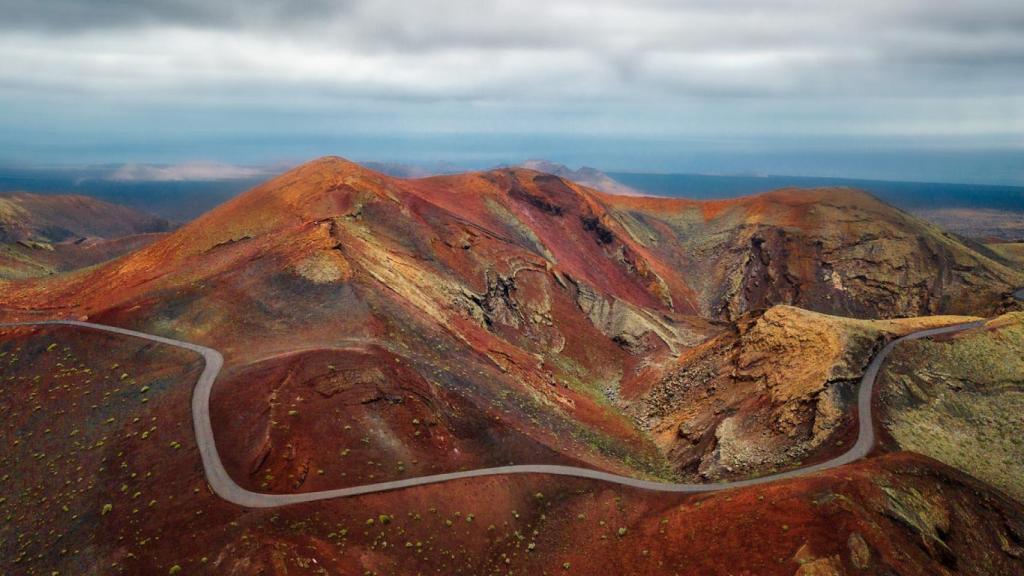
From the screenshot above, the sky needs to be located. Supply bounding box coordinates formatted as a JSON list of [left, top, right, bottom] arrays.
[[1, 0, 1022, 183]]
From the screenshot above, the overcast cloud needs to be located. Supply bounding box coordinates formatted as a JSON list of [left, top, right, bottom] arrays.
[[0, 0, 1021, 181]]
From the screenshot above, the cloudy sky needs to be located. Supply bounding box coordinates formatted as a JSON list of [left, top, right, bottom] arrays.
[[1, 0, 1022, 183]]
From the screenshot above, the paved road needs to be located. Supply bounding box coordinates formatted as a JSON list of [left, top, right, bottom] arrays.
[[0, 318, 985, 508]]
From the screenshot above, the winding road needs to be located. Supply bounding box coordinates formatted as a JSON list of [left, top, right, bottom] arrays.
[[0, 317, 990, 508]]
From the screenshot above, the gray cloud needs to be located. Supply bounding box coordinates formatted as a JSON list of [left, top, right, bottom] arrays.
[[1, 0, 1019, 99], [0, 0, 354, 31], [0, 0, 1021, 171]]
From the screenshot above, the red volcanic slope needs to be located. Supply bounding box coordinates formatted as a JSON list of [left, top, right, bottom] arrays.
[[3, 156, 1018, 321], [0, 156, 1019, 489], [3, 325, 1023, 576], [2, 323, 1022, 575], [2, 158, 1024, 574], [2, 157, 714, 486]]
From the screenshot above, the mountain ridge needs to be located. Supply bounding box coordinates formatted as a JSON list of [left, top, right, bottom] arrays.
[[517, 159, 644, 196], [0, 190, 168, 243], [3, 156, 1024, 575], [1, 157, 1019, 484], [3, 156, 1020, 319], [0, 191, 170, 280]]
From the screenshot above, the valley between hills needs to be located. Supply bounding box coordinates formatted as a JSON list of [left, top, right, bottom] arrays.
[[3, 157, 1024, 575]]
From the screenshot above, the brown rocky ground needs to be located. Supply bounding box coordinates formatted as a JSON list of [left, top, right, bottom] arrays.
[[0, 324, 203, 574], [0, 232, 168, 280], [0, 192, 169, 244], [879, 312, 1024, 502], [211, 345, 593, 494], [1, 157, 1017, 487], [605, 189, 1023, 320], [914, 208, 1024, 242], [0, 192, 170, 279], [627, 305, 978, 481], [3, 324, 1023, 575]]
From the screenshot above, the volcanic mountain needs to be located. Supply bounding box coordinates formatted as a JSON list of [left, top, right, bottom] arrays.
[[2, 157, 1022, 480], [0, 191, 168, 243], [10, 156, 1018, 315], [518, 159, 643, 196], [2, 157, 1024, 575], [0, 191, 170, 279]]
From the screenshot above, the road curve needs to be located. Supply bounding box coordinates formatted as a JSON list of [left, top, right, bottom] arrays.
[[0, 318, 985, 508]]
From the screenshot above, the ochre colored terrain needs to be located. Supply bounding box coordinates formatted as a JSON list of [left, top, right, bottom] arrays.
[[631, 305, 980, 481], [0, 192, 169, 244], [604, 187, 1023, 319], [1, 157, 1019, 484], [2, 158, 1024, 575], [987, 241, 1024, 268], [880, 311, 1024, 502], [3, 325, 1023, 575], [0, 192, 169, 279], [0, 232, 168, 280]]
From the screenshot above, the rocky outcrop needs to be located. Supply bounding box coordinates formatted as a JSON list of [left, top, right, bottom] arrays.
[[629, 305, 979, 480], [574, 281, 701, 355], [0, 158, 1011, 485], [603, 188, 1024, 321]]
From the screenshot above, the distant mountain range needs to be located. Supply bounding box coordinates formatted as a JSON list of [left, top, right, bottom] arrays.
[[516, 160, 642, 196]]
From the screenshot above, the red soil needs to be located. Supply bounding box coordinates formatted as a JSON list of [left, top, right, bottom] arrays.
[[3, 325, 1020, 576]]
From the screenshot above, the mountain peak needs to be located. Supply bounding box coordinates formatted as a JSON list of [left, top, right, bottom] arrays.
[[221, 156, 391, 213], [283, 155, 376, 179], [515, 159, 643, 196]]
